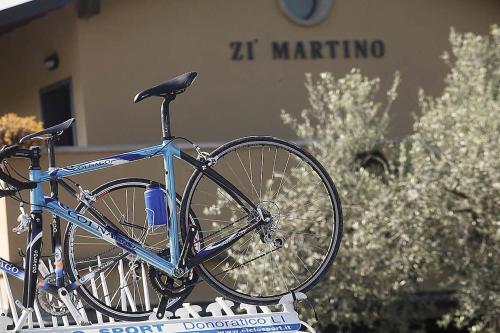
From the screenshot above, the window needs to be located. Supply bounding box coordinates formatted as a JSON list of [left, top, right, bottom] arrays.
[[40, 78, 75, 146], [278, 0, 332, 25]]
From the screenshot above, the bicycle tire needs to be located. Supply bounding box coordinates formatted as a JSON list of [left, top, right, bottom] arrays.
[[180, 136, 343, 305]]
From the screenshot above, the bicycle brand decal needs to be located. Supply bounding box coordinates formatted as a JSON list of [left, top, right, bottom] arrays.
[[0, 258, 24, 279], [48, 152, 152, 177], [49, 159, 122, 177], [49, 199, 138, 253], [64, 160, 115, 171]]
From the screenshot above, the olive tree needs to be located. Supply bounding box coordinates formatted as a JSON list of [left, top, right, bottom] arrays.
[[279, 26, 499, 332], [279, 70, 434, 332], [406, 25, 499, 333]]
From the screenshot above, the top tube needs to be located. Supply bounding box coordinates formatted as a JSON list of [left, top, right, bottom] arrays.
[[36, 142, 180, 182]]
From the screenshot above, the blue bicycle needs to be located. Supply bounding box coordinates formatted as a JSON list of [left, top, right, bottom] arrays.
[[0, 72, 342, 323]]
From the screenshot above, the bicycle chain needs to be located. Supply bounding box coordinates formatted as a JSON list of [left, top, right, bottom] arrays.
[[191, 214, 248, 247], [182, 245, 282, 289], [184, 212, 284, 287]]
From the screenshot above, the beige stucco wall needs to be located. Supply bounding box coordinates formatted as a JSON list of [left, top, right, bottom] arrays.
[[75, 0, 500, 144]]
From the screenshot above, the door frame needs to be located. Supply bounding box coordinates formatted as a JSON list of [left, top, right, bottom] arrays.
[[39, 77, 77, 146]]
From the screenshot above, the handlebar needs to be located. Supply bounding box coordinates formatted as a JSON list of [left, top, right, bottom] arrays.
[[0, 145, 38, 197], [0, 144, 19, 160], [0, 188, 18, 197]]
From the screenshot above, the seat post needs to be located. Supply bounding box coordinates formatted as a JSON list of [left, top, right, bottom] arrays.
[[47, 138, 56, 169], [47, 137, 64, 287], [161, 95, 175, 140]]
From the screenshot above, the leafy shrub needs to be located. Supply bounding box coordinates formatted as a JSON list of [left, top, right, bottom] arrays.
[[0, 113, 43, 146]]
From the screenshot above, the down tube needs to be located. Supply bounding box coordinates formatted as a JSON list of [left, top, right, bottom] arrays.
[[44, 198, 176, 276], [0, 258, 24, 280]]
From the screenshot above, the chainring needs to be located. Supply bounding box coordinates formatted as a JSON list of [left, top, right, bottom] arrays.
[[36, 273, 80, 317], [148, 249, 198, 298]]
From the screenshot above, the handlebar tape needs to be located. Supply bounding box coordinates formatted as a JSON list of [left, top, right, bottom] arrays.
[[0, 188, 18, 198]]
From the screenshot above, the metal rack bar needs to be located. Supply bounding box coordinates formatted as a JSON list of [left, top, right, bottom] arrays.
[[0, 260, 314, 333]]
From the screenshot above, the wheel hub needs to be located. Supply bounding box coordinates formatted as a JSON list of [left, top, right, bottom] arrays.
[[255, 202, 283, 244]]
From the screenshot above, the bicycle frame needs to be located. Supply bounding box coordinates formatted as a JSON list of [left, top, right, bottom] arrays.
[[34, 142, 182, 273], [21, 139, 261, 307]]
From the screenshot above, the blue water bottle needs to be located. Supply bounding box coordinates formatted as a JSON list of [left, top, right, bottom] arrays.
[[144, 182, 169, 227]]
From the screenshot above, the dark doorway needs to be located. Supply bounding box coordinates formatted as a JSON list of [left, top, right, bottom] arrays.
[[40, 78, 75, 146]]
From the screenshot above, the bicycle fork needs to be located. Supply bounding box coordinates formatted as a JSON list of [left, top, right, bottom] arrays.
[[13, 209, 88, 332], [14, 153, 88, 332]]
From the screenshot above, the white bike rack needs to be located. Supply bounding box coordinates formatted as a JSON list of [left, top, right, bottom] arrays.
[[0, 260, 314, 333]]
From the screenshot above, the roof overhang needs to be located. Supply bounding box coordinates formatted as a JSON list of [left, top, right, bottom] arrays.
[[0, 0, 73, 34]]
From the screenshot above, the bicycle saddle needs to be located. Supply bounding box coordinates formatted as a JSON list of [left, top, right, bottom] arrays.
[[19, 118, 75, 143], [134, 71, 198, 103]]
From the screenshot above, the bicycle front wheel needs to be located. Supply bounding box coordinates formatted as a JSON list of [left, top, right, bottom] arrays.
[[180, 136, 342, 304], [64, 178, 197, 321]]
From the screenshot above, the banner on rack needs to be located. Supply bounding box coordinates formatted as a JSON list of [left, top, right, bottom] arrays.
[[61, 313, 301, 333]]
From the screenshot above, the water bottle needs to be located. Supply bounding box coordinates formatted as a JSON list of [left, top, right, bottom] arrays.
[[144, 182, 169, 227]]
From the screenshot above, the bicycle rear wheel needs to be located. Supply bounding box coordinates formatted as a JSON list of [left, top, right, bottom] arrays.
[[64, 178, 196, 321], [180, 136, 342, 305]]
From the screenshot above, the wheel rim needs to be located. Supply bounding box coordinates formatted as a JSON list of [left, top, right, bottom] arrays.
[[183, 138, 342, 303], [65, 179, 184, 317]]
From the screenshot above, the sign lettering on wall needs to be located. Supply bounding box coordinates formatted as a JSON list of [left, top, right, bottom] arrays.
[[230, 39, 385, 60]]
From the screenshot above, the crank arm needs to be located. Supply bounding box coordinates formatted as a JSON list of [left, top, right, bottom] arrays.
[[58, 287, 90, 326]]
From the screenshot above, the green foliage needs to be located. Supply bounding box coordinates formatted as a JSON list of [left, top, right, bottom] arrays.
[[277, 25, 499, 332], [282, 69, 430, 332], [0, 113, 43, 146]]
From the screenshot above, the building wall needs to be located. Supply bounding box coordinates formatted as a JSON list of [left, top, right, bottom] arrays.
[[1, 0, 499, 147], [0, 4, 88, 145], [72, 0, 500, 144]]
